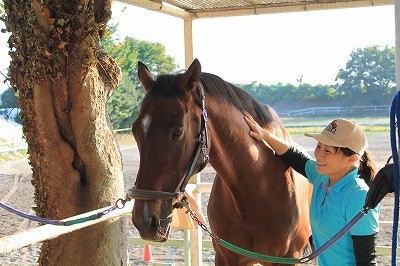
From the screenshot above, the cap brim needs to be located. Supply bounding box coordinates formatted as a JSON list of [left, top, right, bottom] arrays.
[[304, 133, 347, 148]]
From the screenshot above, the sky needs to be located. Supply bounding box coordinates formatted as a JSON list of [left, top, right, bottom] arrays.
[[0, 3, 396, 94]]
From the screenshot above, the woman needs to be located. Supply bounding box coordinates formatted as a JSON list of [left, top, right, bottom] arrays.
[[244, 115, 379, 265]]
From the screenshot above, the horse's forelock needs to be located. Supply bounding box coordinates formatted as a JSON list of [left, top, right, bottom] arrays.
[[152, 75, 178, 95], [153, 71, 190, 95]]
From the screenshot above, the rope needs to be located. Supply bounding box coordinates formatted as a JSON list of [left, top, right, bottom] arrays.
[[0, 198, 127, 226], [0, 201, 64, 225], [218, 239, 299, 264], [299, 210, 366, 262], [390, 92, 400, 265], [182, 196, 367, 264]]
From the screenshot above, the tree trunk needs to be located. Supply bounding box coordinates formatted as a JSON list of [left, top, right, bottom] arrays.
[[4, 1, 127, 265]]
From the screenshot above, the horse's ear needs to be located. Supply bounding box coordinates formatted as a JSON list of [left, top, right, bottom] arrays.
[[137, 61, 155, 92], [177, 58, 202, 94]]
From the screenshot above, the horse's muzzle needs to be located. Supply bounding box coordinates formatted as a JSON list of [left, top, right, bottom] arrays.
[[132, 200, 173, 242]]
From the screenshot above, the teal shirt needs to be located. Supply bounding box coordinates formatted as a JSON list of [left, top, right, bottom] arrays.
[[305, 160, 380, 266]]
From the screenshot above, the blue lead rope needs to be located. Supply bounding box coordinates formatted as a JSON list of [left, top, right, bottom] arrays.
[[0, 201, 64, 225], [390, 92, 400, 266], [299, 210, 366, 263], [0, 198, 127, 226]]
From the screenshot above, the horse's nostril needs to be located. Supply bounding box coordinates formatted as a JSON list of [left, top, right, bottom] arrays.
[[150, 215, 158, 229]]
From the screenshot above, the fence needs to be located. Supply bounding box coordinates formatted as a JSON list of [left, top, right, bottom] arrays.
[[0, 177, 398, 265], [284, 121, 390, 133], [277, 105, 390, 117]]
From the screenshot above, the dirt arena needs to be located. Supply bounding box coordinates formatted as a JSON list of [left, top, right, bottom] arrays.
[[0, 132, 398, 265]]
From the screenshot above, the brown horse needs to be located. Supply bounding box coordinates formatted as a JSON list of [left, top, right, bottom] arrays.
[[129, 59, 311, 265]]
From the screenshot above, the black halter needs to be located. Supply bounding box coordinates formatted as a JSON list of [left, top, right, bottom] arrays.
[[127, 83, 209, 202]]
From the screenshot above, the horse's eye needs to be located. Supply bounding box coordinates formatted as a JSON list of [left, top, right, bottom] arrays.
[[173, 126, 184, 137]]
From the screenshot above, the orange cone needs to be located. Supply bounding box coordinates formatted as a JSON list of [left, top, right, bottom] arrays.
[[143, 244, 153, 262]]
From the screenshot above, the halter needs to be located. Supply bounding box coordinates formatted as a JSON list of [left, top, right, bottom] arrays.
[[127, 83, 210, 203]]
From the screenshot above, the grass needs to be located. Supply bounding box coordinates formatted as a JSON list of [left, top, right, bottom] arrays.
[[0, 150, 28, 163]]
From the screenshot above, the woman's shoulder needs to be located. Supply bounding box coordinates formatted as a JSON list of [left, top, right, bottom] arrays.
[[349, 177, 370, 195], [342, 178, 369, 200]]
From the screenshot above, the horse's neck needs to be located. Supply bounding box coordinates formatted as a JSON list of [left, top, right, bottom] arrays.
[[206, 99, 270, 186]]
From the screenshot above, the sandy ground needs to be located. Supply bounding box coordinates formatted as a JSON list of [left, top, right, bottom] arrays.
[[0, 132, 398, 265]]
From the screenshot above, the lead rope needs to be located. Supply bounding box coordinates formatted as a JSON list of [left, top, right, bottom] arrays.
[[181, 196, 369, 264], [179, 197, 300, 264], [390, 92, 400, 265], [0, 198, 128, 226]]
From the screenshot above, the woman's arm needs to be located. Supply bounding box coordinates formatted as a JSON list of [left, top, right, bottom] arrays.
[[352, 234, 377, 265], [244, 114, 311, 176], [244, 114, 290, 155], [280, 146, 311, 177]]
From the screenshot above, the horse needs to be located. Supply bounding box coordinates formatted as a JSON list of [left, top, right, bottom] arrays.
[[128, 59, 311, 265]]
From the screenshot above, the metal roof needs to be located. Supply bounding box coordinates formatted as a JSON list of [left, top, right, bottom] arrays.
[[119, 0, 393, 19]]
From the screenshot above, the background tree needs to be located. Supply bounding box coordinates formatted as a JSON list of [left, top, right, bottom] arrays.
[[0, 87, 17, 108], [0, 2, 4, 22], [4, 1, 127, 265], [101, 27, 178, 129], [335, 45, 396, 105], [240, 81, 337, 105]]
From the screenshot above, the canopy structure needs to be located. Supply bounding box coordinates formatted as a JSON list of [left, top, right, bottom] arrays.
[[120, 0, 392, 19]]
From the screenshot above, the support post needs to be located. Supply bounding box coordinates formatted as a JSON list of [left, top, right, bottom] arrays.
[[188, 174, 203, 266], [184, 229, 191, 266], [184, 18, 194, 67]]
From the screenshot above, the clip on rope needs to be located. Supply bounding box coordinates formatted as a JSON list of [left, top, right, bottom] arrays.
[[390, 92, 400, 266]]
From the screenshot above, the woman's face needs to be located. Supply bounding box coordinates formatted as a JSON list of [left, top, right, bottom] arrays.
[[313, 142, 356, 181]]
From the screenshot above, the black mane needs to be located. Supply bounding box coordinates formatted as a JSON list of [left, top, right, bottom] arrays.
[[201, 73, 278, 125], [154, 72, 279, 126]]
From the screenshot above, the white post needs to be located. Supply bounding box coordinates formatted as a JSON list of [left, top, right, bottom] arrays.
[[184, 18, 194, 67], [183, 16, 202, 266], [189, 174, 203, 266], [396, 1, 400, 91], [183, 229, 191, 266], [394, 2, 400, 263]]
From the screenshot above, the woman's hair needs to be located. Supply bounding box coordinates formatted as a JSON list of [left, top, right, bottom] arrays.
[[338, 147, 376, 187]]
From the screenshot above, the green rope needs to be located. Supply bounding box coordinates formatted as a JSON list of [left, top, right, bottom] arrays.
[[218, 239, 300, 264], [63, 213, 101, 226]]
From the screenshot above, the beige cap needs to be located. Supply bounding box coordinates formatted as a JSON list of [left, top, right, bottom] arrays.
[[304, 118, 367, 154]]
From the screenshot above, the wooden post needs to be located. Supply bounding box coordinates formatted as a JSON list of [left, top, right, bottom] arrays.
[[188, 174, 203, 266], [184, 18, 194, 68]]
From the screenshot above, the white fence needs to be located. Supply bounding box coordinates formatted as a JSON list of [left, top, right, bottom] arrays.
[[284, 122, 390, 133], [278, 105, 390, 117]]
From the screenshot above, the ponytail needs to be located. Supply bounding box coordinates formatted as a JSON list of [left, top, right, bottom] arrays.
[[358, 150, 377, 187], [338, 147, 377, 187]]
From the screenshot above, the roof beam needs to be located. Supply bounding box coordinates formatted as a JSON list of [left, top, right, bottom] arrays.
[[117, 0, 194, 19], [193, 0, 393, 18], [117, 0, 393, 19]]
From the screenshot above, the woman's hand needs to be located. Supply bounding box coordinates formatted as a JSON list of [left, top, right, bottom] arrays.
[[243, 113, 289, 155], [244, 113, 266, 141]]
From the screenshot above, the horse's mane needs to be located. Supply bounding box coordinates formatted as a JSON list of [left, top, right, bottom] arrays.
[[201, 73, 278, 126], [154, 73, 279, 126]]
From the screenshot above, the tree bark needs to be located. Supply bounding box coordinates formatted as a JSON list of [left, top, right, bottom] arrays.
[[4, 0, 127, 265]]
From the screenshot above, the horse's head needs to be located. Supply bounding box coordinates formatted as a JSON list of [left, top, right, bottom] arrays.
[[129, 59, 209, 241]]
